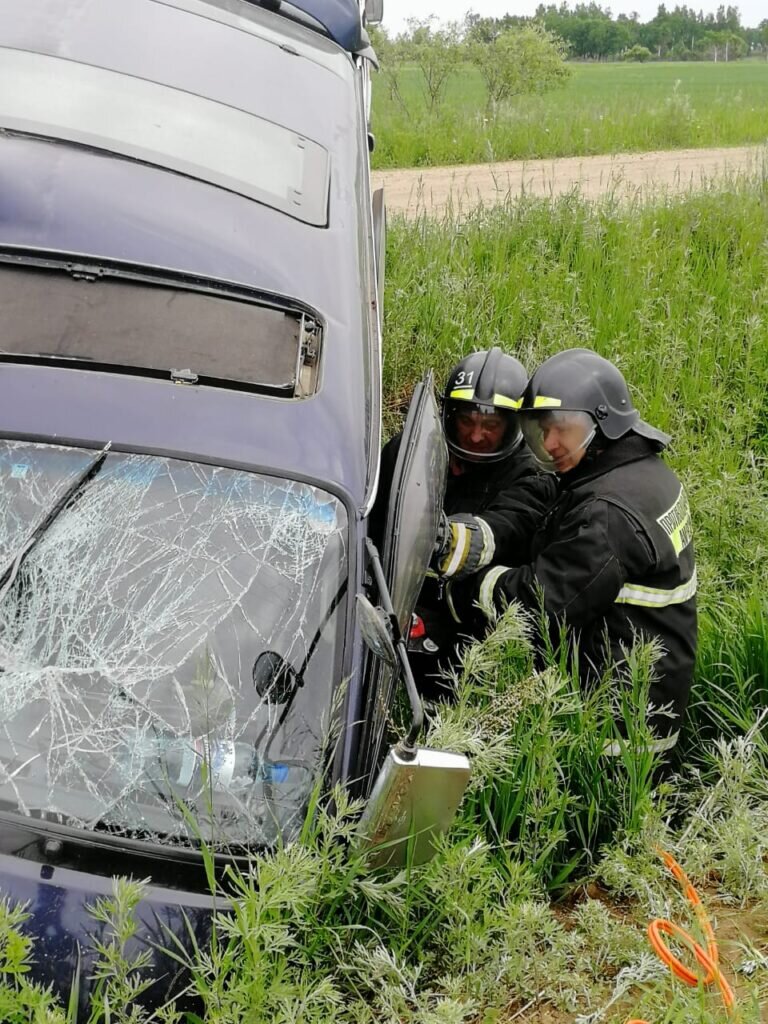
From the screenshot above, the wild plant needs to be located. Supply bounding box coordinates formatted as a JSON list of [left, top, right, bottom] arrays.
[[0, 897, 69, 1023], [688, 594, 768, 765], [653, 79, 700, 147], [85, 878, 161, 1024]]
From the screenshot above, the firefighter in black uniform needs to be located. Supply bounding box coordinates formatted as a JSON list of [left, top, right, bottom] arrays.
[[447, 348, 697, 751], [372, 348, 556, 696]]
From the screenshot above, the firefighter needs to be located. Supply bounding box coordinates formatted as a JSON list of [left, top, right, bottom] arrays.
[[371, 347, 556, 696], [446, 348, 697, 752]]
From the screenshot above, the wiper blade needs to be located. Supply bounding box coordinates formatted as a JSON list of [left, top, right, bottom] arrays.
[[0, 443, 111, 604]]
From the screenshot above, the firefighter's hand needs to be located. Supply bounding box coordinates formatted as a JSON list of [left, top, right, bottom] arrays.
[[434, 513, 495, 580]]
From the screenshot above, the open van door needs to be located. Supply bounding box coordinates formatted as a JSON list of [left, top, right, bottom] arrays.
[[381, 371, 447, 637], [358, 373, 447, 781], [357, 375, 471, 866]]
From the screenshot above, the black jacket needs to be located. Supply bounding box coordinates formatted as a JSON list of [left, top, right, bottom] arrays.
[[370, 433, 556, 566], [459, 435, 697, 738]]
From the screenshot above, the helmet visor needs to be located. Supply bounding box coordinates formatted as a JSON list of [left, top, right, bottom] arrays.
[[443, 403, 520, 463], [520, 410, 596, 473]]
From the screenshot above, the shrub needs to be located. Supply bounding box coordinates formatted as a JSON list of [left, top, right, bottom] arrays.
[[623, 43, 653, 61], [468, 24, 571, 116]]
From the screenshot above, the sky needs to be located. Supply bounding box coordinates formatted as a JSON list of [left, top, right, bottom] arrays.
[[381, 0, 767, 33]]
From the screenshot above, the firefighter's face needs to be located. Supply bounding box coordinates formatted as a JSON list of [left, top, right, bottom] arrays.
[[521, 410, 596, 473], [541, 415, 591, 471], [454, 409, 507, 456]]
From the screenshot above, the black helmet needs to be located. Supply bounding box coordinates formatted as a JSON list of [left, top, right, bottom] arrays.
[[441, 347, 527, 463], [519, 348, 669, 471]]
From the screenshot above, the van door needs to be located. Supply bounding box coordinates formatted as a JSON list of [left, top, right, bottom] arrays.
[[359, 373, 447, 782], [381, 372, 447, 636]]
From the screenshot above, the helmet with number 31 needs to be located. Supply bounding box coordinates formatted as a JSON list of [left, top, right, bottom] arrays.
[[441, 347, 528, 463]]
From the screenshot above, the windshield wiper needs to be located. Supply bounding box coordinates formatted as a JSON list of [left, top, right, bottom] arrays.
[[0, 443, 111, 605]]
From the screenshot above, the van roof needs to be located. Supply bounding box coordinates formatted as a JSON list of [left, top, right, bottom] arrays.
[[0, 0, 378, 510]]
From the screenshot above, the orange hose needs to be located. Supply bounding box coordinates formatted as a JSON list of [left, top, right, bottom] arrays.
[[625, 849, 736, 1024]]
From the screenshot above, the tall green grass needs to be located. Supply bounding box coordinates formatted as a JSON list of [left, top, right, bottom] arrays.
[[372, 60, 768, 167], [427, 613, 665, 889]]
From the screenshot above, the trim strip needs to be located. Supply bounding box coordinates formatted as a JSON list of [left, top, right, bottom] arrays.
[[616, 569, 697, 608], [443, 522, 470, 577], [532, 395, 562, 409], [449, 387, 475, 400]]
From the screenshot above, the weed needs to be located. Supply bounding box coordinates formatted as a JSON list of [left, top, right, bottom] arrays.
[[0, 898, 69, 1023]]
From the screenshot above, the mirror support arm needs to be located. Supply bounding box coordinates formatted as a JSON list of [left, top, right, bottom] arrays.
[[364, 538, 423, 759]]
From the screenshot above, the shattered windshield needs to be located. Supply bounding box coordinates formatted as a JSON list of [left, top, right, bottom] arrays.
[[0, 442, 348, 849]]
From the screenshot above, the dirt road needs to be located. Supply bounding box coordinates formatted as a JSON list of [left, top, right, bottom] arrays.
[[372, 145, 766, 217]]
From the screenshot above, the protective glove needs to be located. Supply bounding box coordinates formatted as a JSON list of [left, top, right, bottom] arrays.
[[434, 512, 495, 580]]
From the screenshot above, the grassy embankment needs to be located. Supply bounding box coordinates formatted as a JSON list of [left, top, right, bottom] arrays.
[[3, 182, 768, 1023], [372, 59, 768, 168]]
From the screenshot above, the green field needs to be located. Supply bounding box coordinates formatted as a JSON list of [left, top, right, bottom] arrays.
[[372, 59, 768, 168]]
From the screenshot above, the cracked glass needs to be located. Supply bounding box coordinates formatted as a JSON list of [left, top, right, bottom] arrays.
[[0, 441, 348, 849]]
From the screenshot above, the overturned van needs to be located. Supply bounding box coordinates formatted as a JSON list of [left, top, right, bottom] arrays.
[[0, 0, 469, 1015]]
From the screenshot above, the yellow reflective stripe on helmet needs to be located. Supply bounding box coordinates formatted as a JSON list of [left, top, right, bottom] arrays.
[[602, 730, 680, 757], [493, 393, 523, 410], [615, 569, 697, 608], [478, 565, 511, 620], [532, 395, 562, 409], [449, 387, 475, 400]]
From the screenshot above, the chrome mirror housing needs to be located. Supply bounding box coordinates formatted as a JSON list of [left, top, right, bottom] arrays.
[[364, 0, 383, 25], [357, 745, 471, 868]]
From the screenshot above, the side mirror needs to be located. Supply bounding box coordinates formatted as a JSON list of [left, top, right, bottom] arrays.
[[365, 0, 383, 25], [356, 593, 397, 668], [252, 651, 297, 704], [357, 745, 471, 868]]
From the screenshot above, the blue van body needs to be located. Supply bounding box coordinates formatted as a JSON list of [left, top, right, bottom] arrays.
[[0, 1, 409, 1015]]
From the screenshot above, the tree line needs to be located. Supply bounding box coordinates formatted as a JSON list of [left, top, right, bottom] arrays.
[[527, 3, 766, 61], [376, 4, 768, 64]]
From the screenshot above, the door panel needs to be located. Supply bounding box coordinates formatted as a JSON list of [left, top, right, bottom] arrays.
[[355, 373, 447, 791], [382, 373, 447, 637]]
